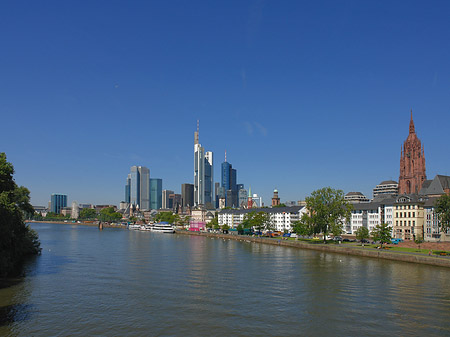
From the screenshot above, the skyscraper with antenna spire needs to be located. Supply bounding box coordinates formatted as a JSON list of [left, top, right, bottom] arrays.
[[194, 121, 213, 206]]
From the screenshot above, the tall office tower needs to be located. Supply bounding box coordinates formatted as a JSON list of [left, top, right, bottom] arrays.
[[221, 152, 237, 191], [194, 121, 213, 206], [237, 184, 244, 191], [150, 178, 162, 210], [162, 190, 174, 209], [238, 189, 248, 208], [214, 182, 220, 208], [205, 151, 213, 205], [129, 166, 150, 210], [226, 190, 238, 208], [51, 194, 67, 214], [399, 111, 426, 194], [182, 183, 194, 208], [169, 194, 182, 211], [125, 174, 131, 204]]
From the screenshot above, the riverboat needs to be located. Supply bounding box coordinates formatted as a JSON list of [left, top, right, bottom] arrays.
[[151, 222, 175, 233], [128, 224, 141, 230]]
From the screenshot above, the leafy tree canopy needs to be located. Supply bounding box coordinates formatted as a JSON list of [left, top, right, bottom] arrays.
[[99, 207, 122, 222], [79, 208, 97, 219], [355, 227, 370, 242], [302, 187, 352, 243], [291, 214, 314, 237], [154, 211, 176, 223], [435, 194, 450, 231], [370, 223, 392, 247], [0, 153, 41, 277], [241, 211, 273, 234], [273, 203, 287, 208]]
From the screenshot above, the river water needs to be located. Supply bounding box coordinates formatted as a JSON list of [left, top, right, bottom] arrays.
[[1, 223, 449, 336]]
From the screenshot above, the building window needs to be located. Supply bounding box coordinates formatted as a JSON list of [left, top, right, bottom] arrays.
[[412, 212, 415, 217]]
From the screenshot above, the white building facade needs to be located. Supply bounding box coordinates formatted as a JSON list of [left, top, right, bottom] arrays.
[[218, 206, 306, 232]]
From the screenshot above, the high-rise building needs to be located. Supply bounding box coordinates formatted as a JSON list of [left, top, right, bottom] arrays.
[[221, 151, 237, 192], [194, 121, 213, 206], [182, 183, 194, 208], [51, 194, 67, 214], [169, 194, 182, 211], [399, 111, 426, 194], [128, 166, 150, 210], [373, 180, 398, 198], [150, 178, 162, 210], [125, 174, 131, 204], [162, 190, 174, 209]]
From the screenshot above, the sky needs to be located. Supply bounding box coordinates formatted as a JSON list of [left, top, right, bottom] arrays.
[[1, 0, 450, 207]]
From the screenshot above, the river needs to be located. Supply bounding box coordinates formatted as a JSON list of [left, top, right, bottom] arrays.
[[1, 222, 449, 336]]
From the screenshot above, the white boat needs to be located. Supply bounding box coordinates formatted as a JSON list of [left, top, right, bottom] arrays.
[[151, 222, 175, 233], [140, 224, 153, 231], [128, 224, 141, 230]]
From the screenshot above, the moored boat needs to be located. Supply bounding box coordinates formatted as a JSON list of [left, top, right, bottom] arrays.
[[151, 222, 175, 233]]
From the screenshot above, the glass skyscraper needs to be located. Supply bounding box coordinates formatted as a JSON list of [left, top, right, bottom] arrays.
[[194, 122, 213, 206], [150, 178, 162, 210], [128, 166, 150, 210], [51, 194, 67, 214]]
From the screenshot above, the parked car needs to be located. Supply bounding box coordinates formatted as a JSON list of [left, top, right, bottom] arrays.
[[343, 238, 350, 242], [361, 239, 370, 243], [333, 236, 343, 241]]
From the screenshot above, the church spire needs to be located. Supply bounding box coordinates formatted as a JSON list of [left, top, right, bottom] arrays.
[[409, 109, 415, 134]]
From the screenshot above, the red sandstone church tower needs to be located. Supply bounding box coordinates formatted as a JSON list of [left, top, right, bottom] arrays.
[[399, 111, 426, 194]]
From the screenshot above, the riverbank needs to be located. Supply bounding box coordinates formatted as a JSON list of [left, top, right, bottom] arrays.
[[176, 230, 450, 268], [27, 220, 127, 229]]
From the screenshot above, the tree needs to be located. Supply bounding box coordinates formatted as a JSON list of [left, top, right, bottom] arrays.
[[302, 187, 352, 243], [154, 211, 176, 223], [242, 211, 272, 235], [291, 214, 314, 237], [208, 216, 218, 229], [273, 203, 287, 208], [371, 223, 392, 248], [435, 194, 450, 232], [99, 207, 122, 222], [355, 227, 370, 242], [0, 153, 41, 277], [222, 224, 230, 232], [79, 208, 97, 219]]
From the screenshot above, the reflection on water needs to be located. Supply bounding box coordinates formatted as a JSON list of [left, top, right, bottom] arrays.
[[0, 223, 449, 336]]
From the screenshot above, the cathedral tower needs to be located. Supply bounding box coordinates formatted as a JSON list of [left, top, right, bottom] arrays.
[[399, 111, 426, 194]]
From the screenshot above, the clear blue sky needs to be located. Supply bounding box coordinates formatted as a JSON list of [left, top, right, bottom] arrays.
[[1, 1, 449, 207]]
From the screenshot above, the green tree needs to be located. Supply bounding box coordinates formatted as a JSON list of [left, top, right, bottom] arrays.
[[435, 194, 450, 232], [154, 211, 176, 223], [222, 224, 230, 231], [355, 227, 370, 242], [242, 211, 272, 235], [79, 208, 97, 219], [208, 216, 218, 229], [273, 203, 287, 208], [0, 153, 41, 277], [291, 214, 314, 237], [302, 187, 352, 243], [371, 223, 392, 248], [99, 207, 122, 222]]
